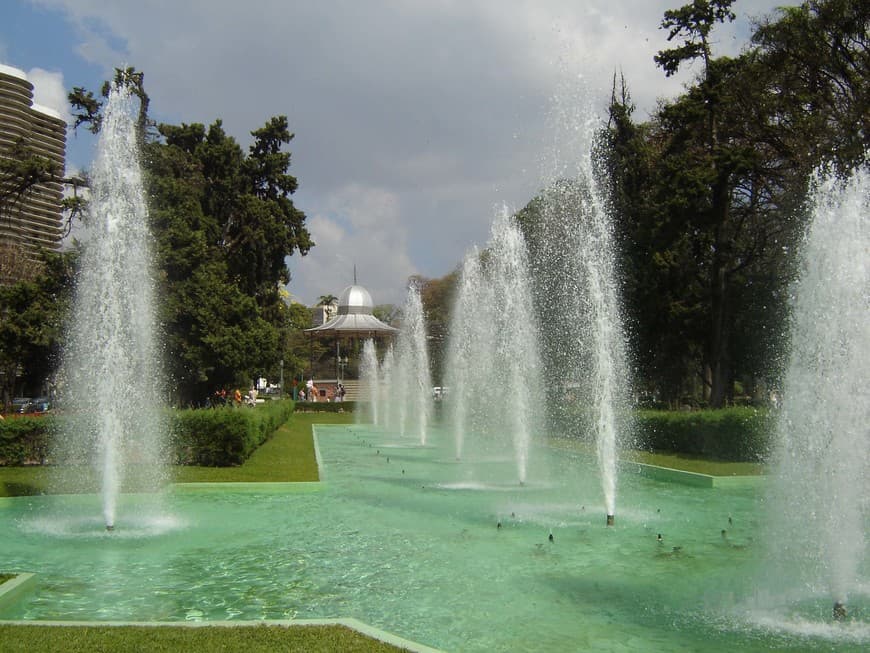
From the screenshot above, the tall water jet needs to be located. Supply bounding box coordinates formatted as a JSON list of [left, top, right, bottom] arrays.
[[447, 247, 485, 464], [522, 80, 632, 522], [358, 338, 380, 426], [386, 284, 432, 444], [445, 207, 542, 483], [57, 85, 166, 530], [379, 344, 395, 430], [765, 161, 868, 619]]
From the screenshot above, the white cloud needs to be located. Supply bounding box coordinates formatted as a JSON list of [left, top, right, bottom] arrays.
[[288, 184, 418, 306], [27, 67, 73, 125], [33, 0, 788, 304]]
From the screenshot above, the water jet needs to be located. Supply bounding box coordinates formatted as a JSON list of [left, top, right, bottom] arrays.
[[55, 83, 167, 527]]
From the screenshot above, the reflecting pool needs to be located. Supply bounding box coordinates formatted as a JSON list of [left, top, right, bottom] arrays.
[[2, 424, 867, 652]]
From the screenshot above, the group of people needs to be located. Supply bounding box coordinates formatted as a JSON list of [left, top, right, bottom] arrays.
[[210, 387, 258, 407], [297, 379, 346, 403]]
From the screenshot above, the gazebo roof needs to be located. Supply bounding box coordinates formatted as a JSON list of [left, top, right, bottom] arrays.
[[304, 284, 398, 338]]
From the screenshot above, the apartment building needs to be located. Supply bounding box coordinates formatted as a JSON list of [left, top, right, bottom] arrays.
[[0, 63, 67, 280]]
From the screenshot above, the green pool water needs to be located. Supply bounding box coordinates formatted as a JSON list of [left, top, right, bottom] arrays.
[[1, 424, 866, 652]]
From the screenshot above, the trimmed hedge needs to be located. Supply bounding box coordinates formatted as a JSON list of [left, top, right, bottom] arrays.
[[633, 407, 774, 462], [2, 403, 772, 466], [170, 400, 295, 466], [0, 416, 52, 465], [294, 401, 356, 413], [1, 402, 295, 468]]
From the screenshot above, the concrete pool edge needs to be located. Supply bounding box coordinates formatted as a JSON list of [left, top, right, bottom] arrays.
[[620, 460, 765, 488], [0, 618, 443, 652], [0, 574, 37, 612], [170, 481, 323, 493]]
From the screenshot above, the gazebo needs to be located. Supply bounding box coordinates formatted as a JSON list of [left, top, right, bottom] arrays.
[[303, 284, 398, 400]]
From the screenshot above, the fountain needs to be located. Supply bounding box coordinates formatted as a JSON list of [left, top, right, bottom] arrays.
[[3, 70, 865, 653], [763, 160, 869, 623], [383, 284, 432, 444], [54, 84, 167, 530], [378, 344, 395, 430], [6, 421, 867, 650], [513, 84, 632, 523], [445, 207, 542, 484], [358, 338, 380, 426]]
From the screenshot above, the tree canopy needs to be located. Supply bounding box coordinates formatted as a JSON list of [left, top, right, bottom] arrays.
[[68, 68, 313, 404]]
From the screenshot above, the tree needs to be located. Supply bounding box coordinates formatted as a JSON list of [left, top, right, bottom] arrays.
[[0, 251, 74, 406], [412, 272, 459, 385], [600, 74, 701, 406], [654, 0, 766, 408], [69, 69, 312, 404], [751, 0, 869, 176], [69, 66, 154, 145], [147, 117, 310, 402]]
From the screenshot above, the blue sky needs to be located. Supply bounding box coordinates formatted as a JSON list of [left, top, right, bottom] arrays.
[[3, 3, 95, 168], [1, 0, 788, 305]]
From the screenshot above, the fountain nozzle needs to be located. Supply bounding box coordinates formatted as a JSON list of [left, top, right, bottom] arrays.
[[833, 601, 847, 620], [606, 514, 614, 527], [106, 524, 114, 532]]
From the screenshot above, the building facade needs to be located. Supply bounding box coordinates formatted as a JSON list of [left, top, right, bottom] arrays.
[[0, 63, 67, 279]]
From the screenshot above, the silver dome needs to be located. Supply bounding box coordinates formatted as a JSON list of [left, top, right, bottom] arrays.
[[338, 285, 374, 315]]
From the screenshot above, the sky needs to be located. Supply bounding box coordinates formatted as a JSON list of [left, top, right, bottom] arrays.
[[0, 0, 789, 306]]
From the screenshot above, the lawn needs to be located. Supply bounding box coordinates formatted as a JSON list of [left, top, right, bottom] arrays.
[[171, 411, 353, 484], [547, 437, 766, 476], [620, 448, 766, 476], [0, 412, 354, 497], [0, 624, 407, 653]]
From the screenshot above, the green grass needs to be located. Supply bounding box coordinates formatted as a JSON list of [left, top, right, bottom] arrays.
[[620, 449, 765, 476], [0, 465, 53, 497], [547, 438, 766, 476], [0, 412, 355, 497], [0, 573, 14, 584], [0, 624, 407, 653], [172, 412, 353, 484]]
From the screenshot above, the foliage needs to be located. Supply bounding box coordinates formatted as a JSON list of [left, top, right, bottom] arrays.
[[69, 66, 154, 143], [589, 0, 866, 408], [751, 0, 869, 175], [0, 415, 54, 465], [411, 271, 459, 384], [170, 400, 295, 466], [0, 410, 352, 494], [294, 400, 357, 413], [283, 300, 319, 381], [171, 410, 349, 483], [0, 139, 60, 216], [0, 252, 74, 405], [70, 67, 312, 404], [633, 407, 775, 462]]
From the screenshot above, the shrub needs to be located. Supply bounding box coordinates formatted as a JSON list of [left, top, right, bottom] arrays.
[[0, 416, 53, 465], [293, 401, 356, 413], [633, 407, 774, 462], [170, 400, 295, 466]]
